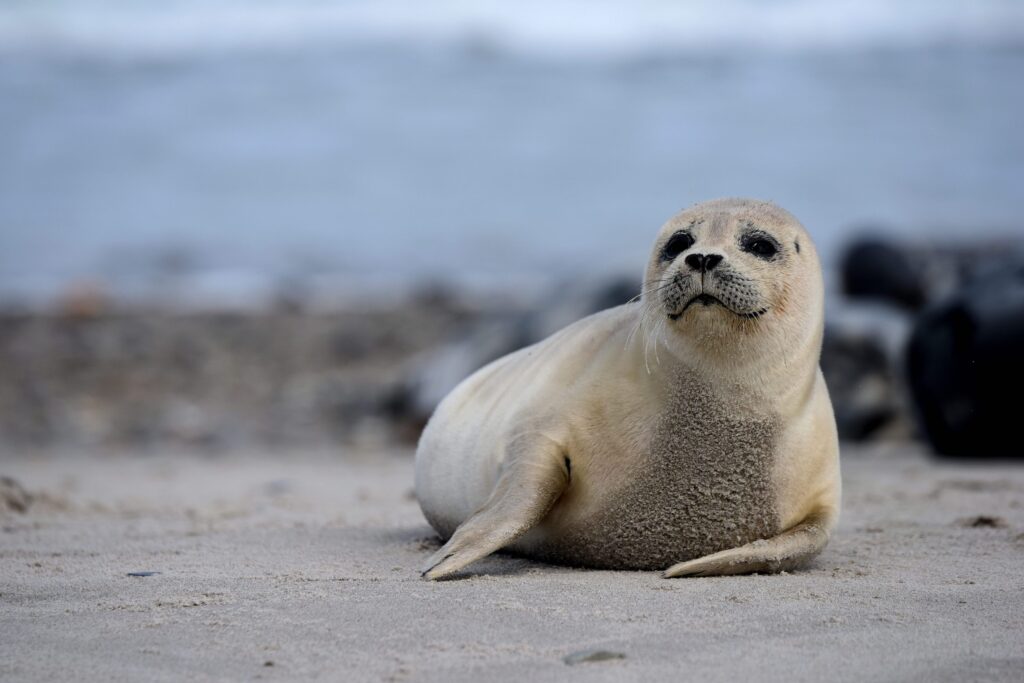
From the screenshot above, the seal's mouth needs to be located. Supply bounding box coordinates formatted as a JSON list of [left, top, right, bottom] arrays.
[[668, 292, 768, 321], [689, 293, 720, 309]]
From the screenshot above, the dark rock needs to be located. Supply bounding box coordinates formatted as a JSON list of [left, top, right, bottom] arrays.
[[127, 571, 161, 577], [821, 305, 912, 442], [840, 237, 927, 310], [959, 516, 1007, 529], [404, 276, 640, 426], [822, 330, 896, 440], [530, 276, 638, 339], [906, 263, 1024, 458], [405, 313, 534, 420], [840, 234, 1024, 312]]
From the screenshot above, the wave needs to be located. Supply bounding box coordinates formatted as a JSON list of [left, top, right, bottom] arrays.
[[1, 0, 1023, 58]]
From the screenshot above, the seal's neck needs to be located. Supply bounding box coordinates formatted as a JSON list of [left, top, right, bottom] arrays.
[[636, 320, 823, 418]]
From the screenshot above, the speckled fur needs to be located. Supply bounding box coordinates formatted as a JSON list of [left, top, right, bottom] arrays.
[[526, 372, 779, 570]]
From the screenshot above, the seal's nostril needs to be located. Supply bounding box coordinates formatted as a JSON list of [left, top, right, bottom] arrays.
[[684, 253, 723, 272]]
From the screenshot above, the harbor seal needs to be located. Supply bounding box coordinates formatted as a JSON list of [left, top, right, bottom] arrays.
[[415, 198, 840, 579]]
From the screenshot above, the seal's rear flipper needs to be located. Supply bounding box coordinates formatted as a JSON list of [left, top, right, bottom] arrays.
[[421, 445, 570, 580], [662, 510, 834, 578]]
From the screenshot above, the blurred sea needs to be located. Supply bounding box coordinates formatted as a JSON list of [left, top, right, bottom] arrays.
[[1, 0, 1023, 307]]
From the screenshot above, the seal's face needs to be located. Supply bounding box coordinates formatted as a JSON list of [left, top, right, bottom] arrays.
[[643, 198, 822, 357]]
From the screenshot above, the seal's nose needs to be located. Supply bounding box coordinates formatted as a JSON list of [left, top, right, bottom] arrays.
[[684, 253, 723, 272]]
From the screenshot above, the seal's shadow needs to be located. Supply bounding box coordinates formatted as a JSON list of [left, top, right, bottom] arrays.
[[379, 525, 558, 581]]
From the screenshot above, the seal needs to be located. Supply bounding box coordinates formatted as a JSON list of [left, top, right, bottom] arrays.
[[415, 198, 840, 580]]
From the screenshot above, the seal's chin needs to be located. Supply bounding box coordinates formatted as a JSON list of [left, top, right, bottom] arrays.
[[668, 293, 769, 321]]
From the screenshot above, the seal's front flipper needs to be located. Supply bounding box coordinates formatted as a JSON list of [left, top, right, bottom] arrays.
[[421, 444, 569, 580], [663, 510, 834, 578]]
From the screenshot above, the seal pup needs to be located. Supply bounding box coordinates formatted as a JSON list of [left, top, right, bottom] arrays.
[[415, 198, 840, 579]]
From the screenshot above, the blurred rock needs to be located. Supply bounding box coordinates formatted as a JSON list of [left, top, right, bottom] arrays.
[[840, 234, 1024, 311], [530, 276, 639, 339], [822, 304, 913, 442], [906, 262, 1024, 458], [822, 332, 895, 440], [840, 237, 927, 310], [0, 476, 33, 513], [406, 314, 534, 420], [403, 276, 639, 425], [14, 254, 1023, 454], [0, 303, 470, 450]]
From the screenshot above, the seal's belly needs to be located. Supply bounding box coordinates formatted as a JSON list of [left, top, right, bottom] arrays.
[[527, 385, 782, 570]]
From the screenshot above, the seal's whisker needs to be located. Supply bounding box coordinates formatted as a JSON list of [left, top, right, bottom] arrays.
[[624, 300, 648, 349], [637, 280, 677, 300], [627, 277, 679, 354], [652, 315, 665, 367], [642, 299, 666, 375], [627, 282, 672, 310], [635, 298, 654, 374]]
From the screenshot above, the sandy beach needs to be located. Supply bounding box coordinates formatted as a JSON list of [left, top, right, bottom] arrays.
[[2, 2, 1022, 681], [2, 444, 1022, 682]]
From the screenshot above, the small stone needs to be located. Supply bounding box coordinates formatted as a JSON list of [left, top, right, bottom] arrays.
[[263, 661, 274, 667], [961, 516, 1007, 529], [563, 649, 626, 665], [127, 571, 161, 577]]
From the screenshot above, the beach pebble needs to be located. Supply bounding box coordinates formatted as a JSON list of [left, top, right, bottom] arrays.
[[960, 516, 1007, 529], [563, 649, 626, 665]]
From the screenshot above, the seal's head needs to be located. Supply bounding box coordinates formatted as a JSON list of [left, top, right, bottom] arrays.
[[642, 198, 823, 366]]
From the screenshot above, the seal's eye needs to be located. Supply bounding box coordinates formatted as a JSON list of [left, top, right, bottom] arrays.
[[741, 233, 779, 260], [661, 232, 695, 261]]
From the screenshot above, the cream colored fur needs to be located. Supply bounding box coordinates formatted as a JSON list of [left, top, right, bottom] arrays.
[[415, 198, 840, 580]]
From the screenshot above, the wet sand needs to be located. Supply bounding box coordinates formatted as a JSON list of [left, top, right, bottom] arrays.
[[2, 445, 1023, 681]]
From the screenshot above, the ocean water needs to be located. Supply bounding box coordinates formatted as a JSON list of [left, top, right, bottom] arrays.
[[1, 1, 1023, 306]]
